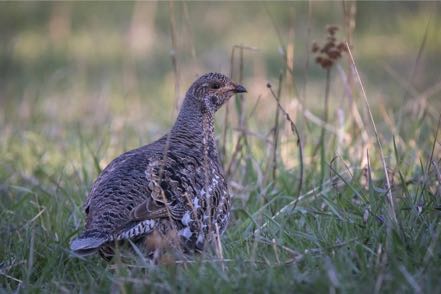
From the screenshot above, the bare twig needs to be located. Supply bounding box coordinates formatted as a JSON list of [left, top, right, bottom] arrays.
[[271, 73, 283, 182], [267, 82, 304, 196]]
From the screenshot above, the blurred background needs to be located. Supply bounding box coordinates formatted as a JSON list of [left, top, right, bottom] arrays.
[[0, 1, 441, 293], [1, 3, 441, 291], [0, 1, 440, 175]]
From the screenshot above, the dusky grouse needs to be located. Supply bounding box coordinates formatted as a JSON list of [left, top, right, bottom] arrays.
[[70, 72, 247, 260]]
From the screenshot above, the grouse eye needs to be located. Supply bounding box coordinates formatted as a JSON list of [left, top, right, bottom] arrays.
[[210, 82, 221, 90]]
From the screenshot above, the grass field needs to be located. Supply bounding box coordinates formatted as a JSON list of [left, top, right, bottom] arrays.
[[1, 2, 441, 293]]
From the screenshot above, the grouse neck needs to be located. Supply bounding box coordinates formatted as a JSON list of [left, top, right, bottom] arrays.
[[171, 96, 217, 153]]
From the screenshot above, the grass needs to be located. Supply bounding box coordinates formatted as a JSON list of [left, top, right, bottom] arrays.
[[1, 2, 441, 293]]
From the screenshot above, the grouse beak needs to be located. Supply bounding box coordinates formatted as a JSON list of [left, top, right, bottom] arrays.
[[233, 84, 247, 93]]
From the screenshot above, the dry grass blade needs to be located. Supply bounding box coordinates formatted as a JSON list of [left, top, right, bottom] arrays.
[[21, 208, 46, 230], [336, 64, 369, 142], [26, 229, 35, 285], [214, 223, 225, 271], [398, 265, 422, 294], [342, 0, 356, 93], [346, 42, 398, 225], [253, 169, 352, 235], [418, 115, 441, 199], [426, 115, 440, 176]]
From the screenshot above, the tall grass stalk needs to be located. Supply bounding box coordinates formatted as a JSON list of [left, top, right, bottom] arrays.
[[346, 42, 398, 225], [319, 68, 331, 188]]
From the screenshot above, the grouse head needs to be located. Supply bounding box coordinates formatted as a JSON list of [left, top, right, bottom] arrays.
[[188, 72, 247, 113]]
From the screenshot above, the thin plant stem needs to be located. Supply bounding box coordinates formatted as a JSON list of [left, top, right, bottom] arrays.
[[346, 42, 398, 225], [319, 68, 331, 188], [271, 73, 283, 182]]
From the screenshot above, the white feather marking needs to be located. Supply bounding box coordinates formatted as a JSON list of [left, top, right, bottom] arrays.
[[179, 227, 193, 239], [181, 211, 192, 226], [193, 197, 201, 209], [70, 236, 107, 252], [116, 220, 155, 241], [196, 233, 204, 244]]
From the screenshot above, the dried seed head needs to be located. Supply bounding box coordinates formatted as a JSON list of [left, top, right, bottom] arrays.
[[327, 36, 336, 43], [327, 49, 341, 59], [312, 24, 347, 70], [315, 56, 323, 64], [327, 25, 339, 35], [337, 42, 347, 52], [321, 42, 334, 54], [312, 41, 320, 53], [321, 58, 333, 69]]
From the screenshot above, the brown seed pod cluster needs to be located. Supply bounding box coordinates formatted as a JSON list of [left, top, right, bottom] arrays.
[[312, 25, 348, 69]]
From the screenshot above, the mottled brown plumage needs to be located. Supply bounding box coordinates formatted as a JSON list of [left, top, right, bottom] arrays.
[[70, 72, 246, 260]]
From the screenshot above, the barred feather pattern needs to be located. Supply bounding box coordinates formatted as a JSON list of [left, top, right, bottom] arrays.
[[70, 72, 245, 259]]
